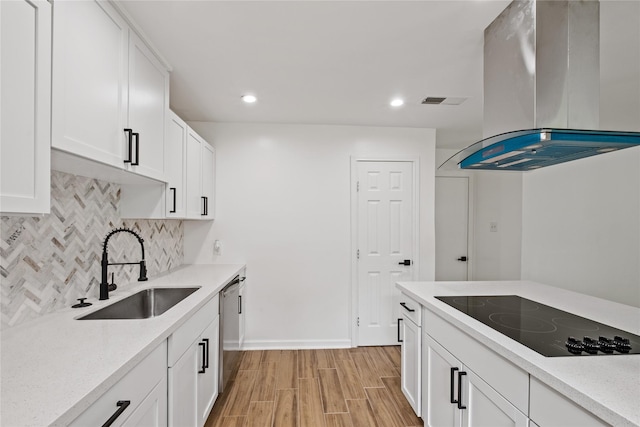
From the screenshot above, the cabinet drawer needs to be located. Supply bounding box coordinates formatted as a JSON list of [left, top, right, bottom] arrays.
[[399, 293, 421, 326], [168, 295, 219, 366], [70, 341, 167, 427], [423, 308, 529, 414], [530, 377, 608, 426]]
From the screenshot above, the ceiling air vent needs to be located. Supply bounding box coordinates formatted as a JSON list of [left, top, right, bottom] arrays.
[[422, 97, 467, 105]]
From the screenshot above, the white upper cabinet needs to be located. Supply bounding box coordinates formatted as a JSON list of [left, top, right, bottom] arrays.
[[51, 0, 168, 182], [126, 31, 169, 182], [0, 0, 51, 215], [185, 128, 215, 220], [165, 111, 188, 218], [185, 129, 204, 218], [200, 140, 216, 220], [120, 113, 215, 220], [51, 0, 128, 168]]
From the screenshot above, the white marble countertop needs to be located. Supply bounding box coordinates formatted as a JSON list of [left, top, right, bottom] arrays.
[[396, 280, 640, 427], [1, 263, 245, 427]]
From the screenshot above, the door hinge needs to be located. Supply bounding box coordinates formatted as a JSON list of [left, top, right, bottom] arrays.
[[357, 249, 360, 259], [357, 317, 360, 327], [357, 181, 360, 192]]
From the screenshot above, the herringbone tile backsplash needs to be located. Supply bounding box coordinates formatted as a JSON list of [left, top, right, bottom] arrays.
[[1, 171, 183, 328]]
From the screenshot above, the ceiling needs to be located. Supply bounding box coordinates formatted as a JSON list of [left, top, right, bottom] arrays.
[[119, 0, 639, 150]]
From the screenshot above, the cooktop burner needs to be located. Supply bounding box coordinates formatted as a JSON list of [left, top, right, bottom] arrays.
[[435, 295, 640, 357]]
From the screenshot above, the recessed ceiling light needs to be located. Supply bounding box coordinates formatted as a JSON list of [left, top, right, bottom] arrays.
[[390, 98, 404, 107], [242, 95, 257, 103]]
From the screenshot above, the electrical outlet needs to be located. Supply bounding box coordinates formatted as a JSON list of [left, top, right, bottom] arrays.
[[490, 222, 498, 232], [213, 240, 222, 255]]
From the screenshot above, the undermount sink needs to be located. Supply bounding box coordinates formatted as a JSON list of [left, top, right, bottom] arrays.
[[78, 287, 200, 320]]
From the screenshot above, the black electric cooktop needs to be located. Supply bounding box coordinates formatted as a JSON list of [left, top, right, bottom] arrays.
[[435, 295, 640, 357]]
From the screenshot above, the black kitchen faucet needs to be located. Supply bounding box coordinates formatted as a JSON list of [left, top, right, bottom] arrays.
[[100, 228, 148, 300]]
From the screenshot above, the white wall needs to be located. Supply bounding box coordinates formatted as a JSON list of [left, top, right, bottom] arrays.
[[522, 147, 640, 307], [473, 172, 523, 280], [185, 122, 436, 348]]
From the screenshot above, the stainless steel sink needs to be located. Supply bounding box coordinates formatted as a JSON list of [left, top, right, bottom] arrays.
[[78, 287, 200, 320]]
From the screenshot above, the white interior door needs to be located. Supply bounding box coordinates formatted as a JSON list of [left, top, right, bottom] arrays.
[[357, 161, 415, 346], [435, 177, 469, 281]]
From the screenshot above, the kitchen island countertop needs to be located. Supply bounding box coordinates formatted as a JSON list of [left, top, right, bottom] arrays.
[[396, 280, 640, 427], [1, 263, 245, 427]]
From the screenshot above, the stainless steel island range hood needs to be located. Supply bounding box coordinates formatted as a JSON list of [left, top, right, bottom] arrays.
[[443, 0, 640, 172]]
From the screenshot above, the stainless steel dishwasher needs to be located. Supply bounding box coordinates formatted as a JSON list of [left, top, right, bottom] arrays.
[[219, 275, 241, 393]]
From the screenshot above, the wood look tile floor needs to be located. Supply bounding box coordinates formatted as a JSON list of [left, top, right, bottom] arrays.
[[205, 346, 423, 427]]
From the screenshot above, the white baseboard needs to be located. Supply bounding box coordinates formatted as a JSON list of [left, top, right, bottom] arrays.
[[241, 339, 353, 350]]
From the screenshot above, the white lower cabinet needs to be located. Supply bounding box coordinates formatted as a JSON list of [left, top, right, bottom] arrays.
[[197, 317, 220, 426], [422, 334, 527, 427], [70, 341, 167, 427], [239, 273, 247, 348], [529, 377, 608, 427], [121, 376, 168, 427], [168, 296, 220, 427], [400, 294, 422, 416]]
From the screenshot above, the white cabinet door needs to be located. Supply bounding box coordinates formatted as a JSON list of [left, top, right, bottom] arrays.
[[121, 376, 168, 427], [185, 129, 203, 218], [70, 342, 167, 427], [463, 369, 528, 427], [52, 0, 128, 168], [239, 276, 246, 349], [165, 111, 187, 217], [0, 0, 51, 215], [126, 31, 168, 181], [401, 316, 421, 416], [200, 142, 215, 219], [423, 334, 463, 427], [197, 316, 220, 427], [529, 377, 608, 427], [169, 343, 199, 427]]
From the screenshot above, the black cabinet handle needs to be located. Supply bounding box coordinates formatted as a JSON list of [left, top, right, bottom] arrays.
[[400, 302, 415, 313], [398, 259, 412, 266], [457, 256, 468, 262], [457, 371, 467, 409], [198, 341, 206, 373], [123, 129, 133, 164], [450, 367, 459, 404], [397, 318, 403, 343], [201, 196, 208, 216], [169, 187, 176, 213], [203, 338, 210, 369], [102, 400, 131, 427], [238, 295, 242, 314], [132, 132, 140, 166]]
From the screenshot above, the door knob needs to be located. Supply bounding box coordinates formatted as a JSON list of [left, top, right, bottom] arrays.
[[398, 260, 412, 266], [457, 256, 468, 262]]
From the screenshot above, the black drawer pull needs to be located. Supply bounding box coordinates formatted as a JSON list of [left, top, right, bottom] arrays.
[[457, 371, 467, 409], [198, 341, 206, 373], [132, 132, 140, 166], [400, 302, 415, 312], [201, 196, 208, 216], [450, 367, 458, 404], [169, 187, 176, 213], [203, 338, 210, 369], [397, 318, 403, 343], [123, 129, 133, 164], [238, 295, 242, 314], [102, 400, 130, 427]]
